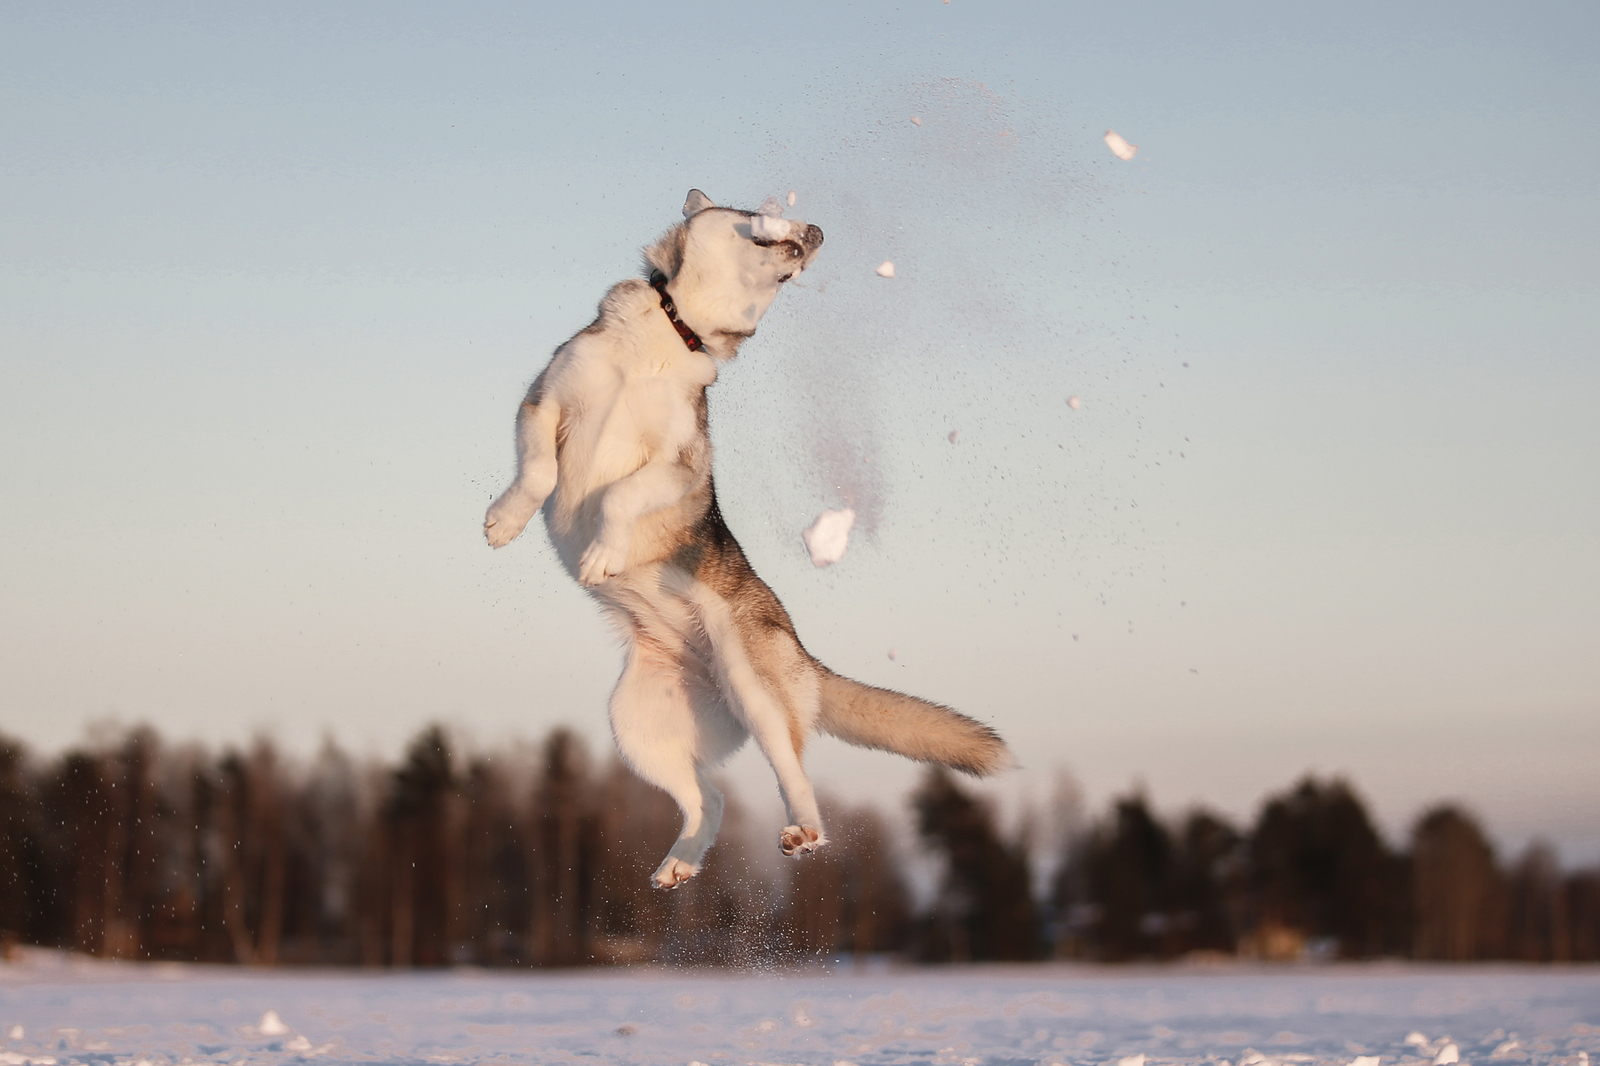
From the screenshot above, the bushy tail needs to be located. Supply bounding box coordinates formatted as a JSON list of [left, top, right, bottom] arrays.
[[816, 671, 1013, 776]]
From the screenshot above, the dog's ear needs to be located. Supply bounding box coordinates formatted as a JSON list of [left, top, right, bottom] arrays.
[[682, 189, 716, 218]]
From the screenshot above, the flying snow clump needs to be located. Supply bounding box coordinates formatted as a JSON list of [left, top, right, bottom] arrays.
[[803, 508, 855, 567], [1104, 129, 1139, 161], [786, 190, 797, 207], [910, 115, 922, 126], [876, 261, 896, 278], [1067, 395, 1081, 409], [948, 429, 959, 443], [257, 1011, 289, 1037], [751, 214, 791, 241]]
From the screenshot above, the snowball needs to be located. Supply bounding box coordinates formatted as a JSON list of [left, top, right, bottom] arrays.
[[876, 260, 896, 278], [750, 213, 791, 241], [803, 508, 855, 567], [257, 1010, 289, 1037], [910, 115, 922, 126], [948, 429, 959, 443], [1067, 395, 1081, 409], [887, 649, 897, 661], [1434, 1045, 1459, 1065], [786, 190, 797, 207], [1350, 1057, 1381, 1066], [757, 195, 783, 218], [1104, 129, 1139, 161]]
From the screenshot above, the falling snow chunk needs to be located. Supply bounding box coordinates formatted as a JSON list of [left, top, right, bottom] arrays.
[[803, 508, 855, 567], [876, 260, 896, 278], [787, 190, 797, 207], [1104, 129, 1139, 161], [751, 213, 790, 241], [257, 1010, 290, 1037], [1067, 395, 1081, 409], [887, 649, 897, 660], [948, 429, 959, 443], [1435, 1045, 1460, 1065], [910, 115, 922, 126]]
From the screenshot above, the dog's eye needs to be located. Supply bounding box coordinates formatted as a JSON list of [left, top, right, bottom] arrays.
[[786, 244, 802, 258]]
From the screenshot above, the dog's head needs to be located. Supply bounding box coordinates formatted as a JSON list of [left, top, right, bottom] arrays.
[[644, 189, 824, 358]]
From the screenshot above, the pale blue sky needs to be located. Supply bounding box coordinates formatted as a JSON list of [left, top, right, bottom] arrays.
[[2, 2, 1596, 862]]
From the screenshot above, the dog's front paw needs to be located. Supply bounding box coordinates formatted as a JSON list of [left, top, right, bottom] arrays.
[[484, 490, 538, 548], [780, 825, 826, 857], [651, 856, 698, 889], [578, 539, 628, 586]]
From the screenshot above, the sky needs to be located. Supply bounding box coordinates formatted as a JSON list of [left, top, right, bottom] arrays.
[[2, 2, 1597, 864]]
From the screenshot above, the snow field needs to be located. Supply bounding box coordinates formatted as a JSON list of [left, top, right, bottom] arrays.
[[2, 956, 1597, 1066]]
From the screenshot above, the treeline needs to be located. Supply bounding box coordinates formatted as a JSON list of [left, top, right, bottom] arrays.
[[0, 725, 1595, 966]]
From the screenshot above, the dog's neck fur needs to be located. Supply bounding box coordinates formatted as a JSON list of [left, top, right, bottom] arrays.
[[660, 274, 756, 360], [649, 271, 706, 353]]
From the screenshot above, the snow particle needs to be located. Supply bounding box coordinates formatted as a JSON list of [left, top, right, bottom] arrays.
[[910, 116, 922, 126], [876, 260, 896, 278], [787, 190, 797, 207], [1104, 129, 1139, 161], [803, 508, 855, 567], [7, 1026, 23, 1041], [1067, 395, 1081, 409], [257, 1010, 289, 1037], [948, 429, 959, 443], [887, 649, 897, 661]]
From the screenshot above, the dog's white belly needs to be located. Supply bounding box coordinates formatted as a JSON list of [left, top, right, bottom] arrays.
[[545, 362, 703, 571], [598, 567, 749, 767]]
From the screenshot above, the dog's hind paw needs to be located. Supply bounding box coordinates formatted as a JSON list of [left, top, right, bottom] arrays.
[[651, 856, 698, 889], [780, 825, 825, 857]]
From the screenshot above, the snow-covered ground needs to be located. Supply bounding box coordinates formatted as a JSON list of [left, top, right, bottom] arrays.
[[2, 952, 1596, 1066]]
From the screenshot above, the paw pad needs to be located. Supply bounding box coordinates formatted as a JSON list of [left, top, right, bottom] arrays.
[[780, 825, 824, 857]]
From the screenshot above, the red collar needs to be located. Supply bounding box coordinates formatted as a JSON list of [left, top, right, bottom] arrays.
[[649, 272, 706, 352]]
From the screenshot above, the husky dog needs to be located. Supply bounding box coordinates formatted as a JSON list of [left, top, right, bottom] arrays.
[[484, 189, 1011, 888]]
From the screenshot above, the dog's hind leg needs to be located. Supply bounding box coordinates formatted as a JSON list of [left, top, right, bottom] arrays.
[[608, 640, 729, 888], [689, 590, 827, 857]]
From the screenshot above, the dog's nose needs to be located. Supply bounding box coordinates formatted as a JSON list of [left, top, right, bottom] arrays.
[[802, 224, 823, 250]]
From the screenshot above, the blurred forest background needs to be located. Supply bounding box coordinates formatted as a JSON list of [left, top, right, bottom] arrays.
[[1, 725, 1595, 968]]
